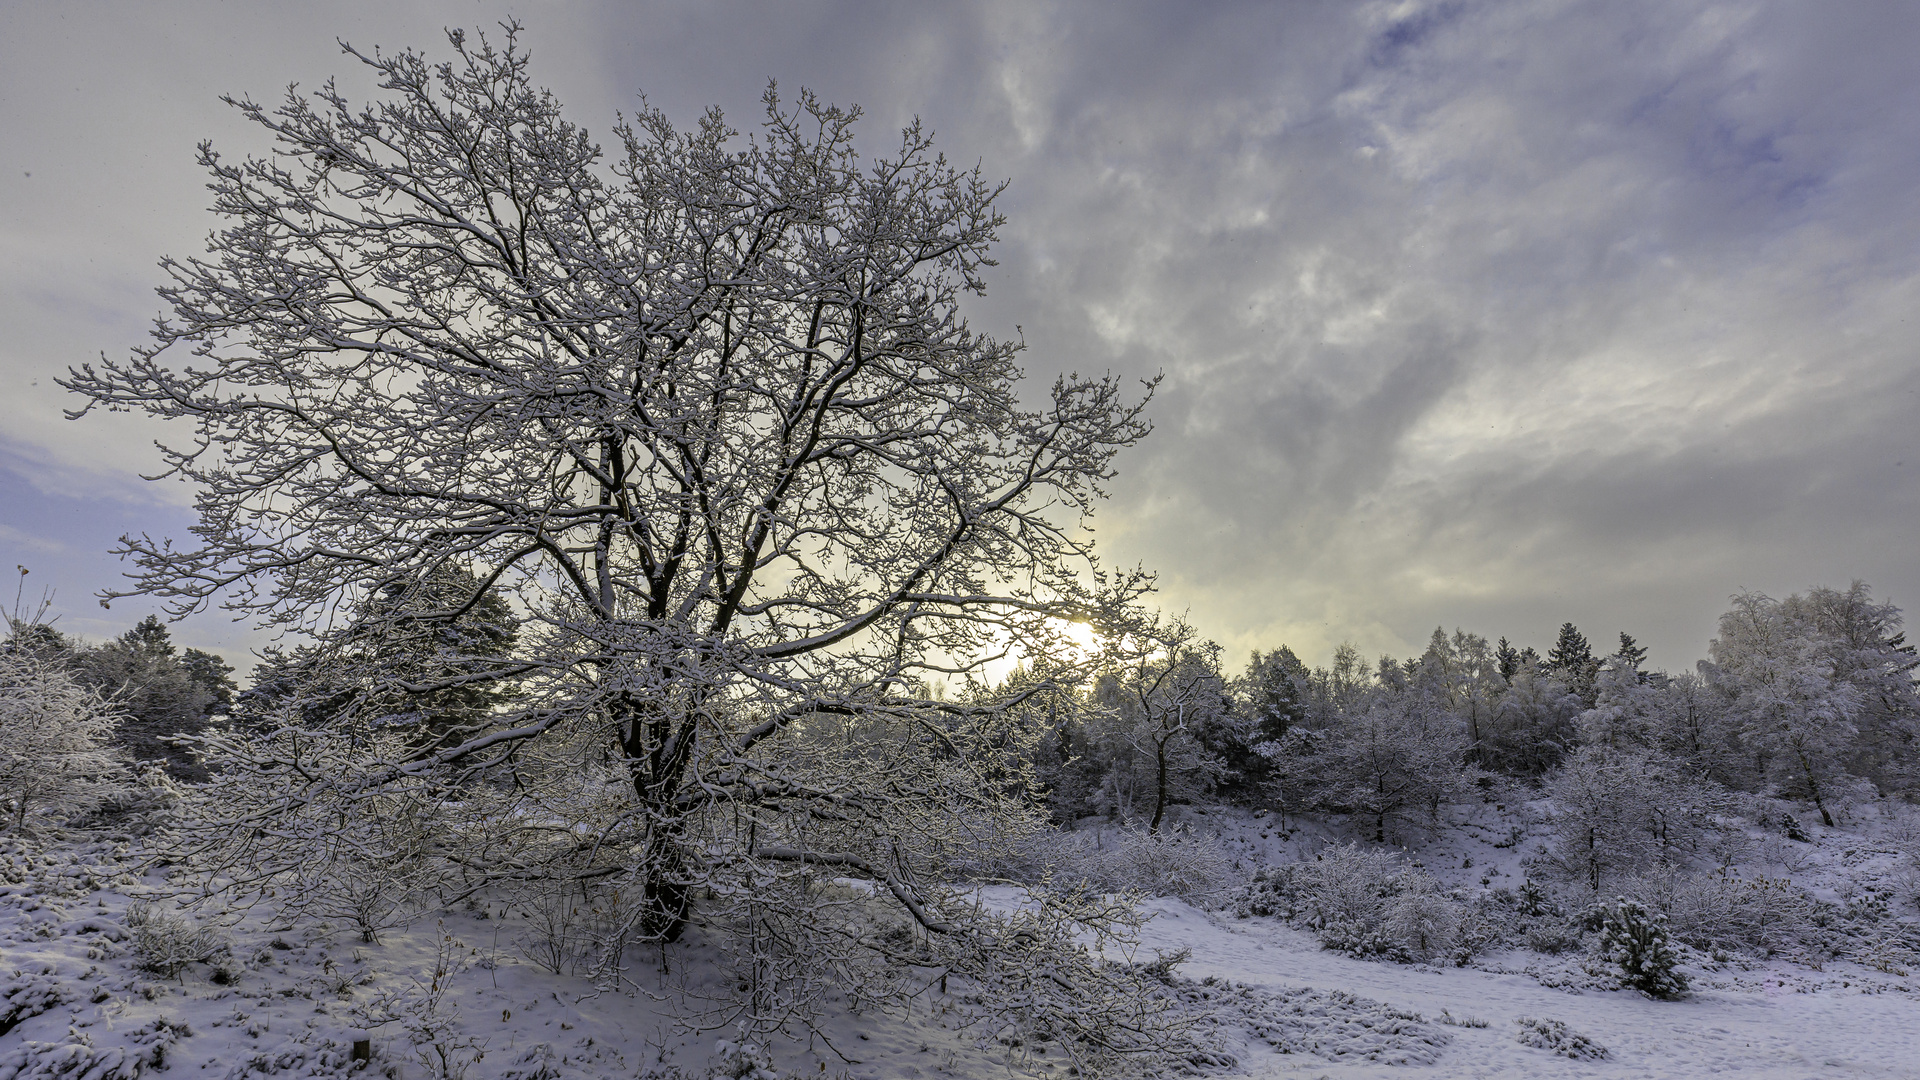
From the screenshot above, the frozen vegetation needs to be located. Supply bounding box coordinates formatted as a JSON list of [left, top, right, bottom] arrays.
[[4, 791, 1920, 1078], [7, 20, 1920, 1080]]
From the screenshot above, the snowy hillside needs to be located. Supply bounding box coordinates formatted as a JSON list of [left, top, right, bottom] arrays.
[[5, 798, 1917, 1080]]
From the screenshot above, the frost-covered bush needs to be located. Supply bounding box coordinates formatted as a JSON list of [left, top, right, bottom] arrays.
[[1004, 826, 1239, 903], [1598, 899, 1688, 999], [354, 927, 484, 1080], [707, 1029, 780, 1080], [1522, 921, 1582, 954], [0, 649, 126, 833], [1233, 844, 1467, 962], [169, 721, 457, 944], [1474, 880, 1580, 954], [1514, 1016, 1607, 1059], [126, 901, 232, 980], [1625, 869, 1816, 956], [1385, 889, 1459, 962], [511, 877, 650, 983]]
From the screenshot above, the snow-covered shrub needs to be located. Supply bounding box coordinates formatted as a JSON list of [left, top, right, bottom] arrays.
[[1036, 822, 1228, 899], [1639, 870, 1817, 956], [125, 901, 232, 980], [166, 721, 455, 944], [1598, 898, 1688, 999], [1019, 826, 1237, 903], [1386, 889, 1459, 962], [1235, 844, 1466, 962], [354, 926, 483, 1080], [1523, 920, 1582, 954], [1107, 827, 1239, 902], [0, 965, 65, 1037], [1448, 902, 1504, 964], [1514, 1016, 1607, 1060], [0, 1018, 190, 1080], [0, 649, 126, 833], [707, 1028, 780, 1080]]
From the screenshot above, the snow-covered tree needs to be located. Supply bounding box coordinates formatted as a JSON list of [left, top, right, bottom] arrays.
[[1087, 618, 1229, 832], [0, 645, 127, 832], [1308, 693, 1475, 843], [1781, 582, 1920, 793], [69, 615, 223, 779], [1479, 666, 1580, 775], [1544, 744, 1711, 893], [1576, 654, 1663, 751], [1410, 627, 1503, 766], [64, 26, 1169, 1050], [1703, 592, 1863, 826], [235, 565, 521, 749], [1547, 622, 1599, 707]]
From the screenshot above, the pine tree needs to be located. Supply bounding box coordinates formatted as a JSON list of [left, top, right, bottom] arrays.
[[1616, 633, 1649, 678], [1548, 623, 1598, 705], [1496, 637, 1521, 682], [72, 616, 220, 779], [1599, 899, 1688, 999]]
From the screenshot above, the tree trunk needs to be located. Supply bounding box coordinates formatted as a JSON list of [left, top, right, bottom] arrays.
[[1800, 752, 1835, 828], [617, 693, 700, 941], [1149, 731, 1170, 834]]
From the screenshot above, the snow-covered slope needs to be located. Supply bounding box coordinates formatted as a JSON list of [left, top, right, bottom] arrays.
[[4, 801, 1917, 1080]]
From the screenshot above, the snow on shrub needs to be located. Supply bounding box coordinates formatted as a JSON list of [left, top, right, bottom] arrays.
[[1514, 1016, 1608, 1060], [0, 1018, 189, 1080], [0, 650, 127, 833], [1006, 826, 1239, 903], [125, 901, 232, 980], [1598, 898, 1688, 999], [708, 1028, 781, 1080], [1612, 868, 1821, 957], [0, 966, 64, 1038], [1233, 843, 1468, 962], [1176, 978, 1452, 1066]]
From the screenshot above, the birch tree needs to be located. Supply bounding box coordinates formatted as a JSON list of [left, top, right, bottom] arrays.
[[63, 26, 1170, 1051]]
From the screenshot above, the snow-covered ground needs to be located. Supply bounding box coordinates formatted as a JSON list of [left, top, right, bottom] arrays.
[[5, 802, 1918, 1079], [1141, 896, 1919, 1078]]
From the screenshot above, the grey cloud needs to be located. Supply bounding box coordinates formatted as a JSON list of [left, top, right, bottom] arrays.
[[3, 0, 1917, 677]]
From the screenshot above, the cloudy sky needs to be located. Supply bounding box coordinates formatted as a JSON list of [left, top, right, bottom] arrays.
[[4, 0, 1918, 675]]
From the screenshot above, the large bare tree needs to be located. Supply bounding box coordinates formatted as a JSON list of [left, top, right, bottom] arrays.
[[65, 26, 1173, 1054]]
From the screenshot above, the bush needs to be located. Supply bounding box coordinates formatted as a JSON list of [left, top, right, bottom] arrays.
[[126, 901, 232, 980], [1598, 899, 1688, 999], [1522, 921, 1581, 955], [1233, 844, 1468, 962], [1011, 826, 1239, 904], [1631, 869, 1816, 956], [1514, 1016, 1607, 1060]]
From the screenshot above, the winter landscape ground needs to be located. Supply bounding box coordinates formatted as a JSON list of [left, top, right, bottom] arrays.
[[5, 796, 1918, 1079]]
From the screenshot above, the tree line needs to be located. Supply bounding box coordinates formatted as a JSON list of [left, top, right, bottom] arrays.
[[1014, 582, 1917, 851]]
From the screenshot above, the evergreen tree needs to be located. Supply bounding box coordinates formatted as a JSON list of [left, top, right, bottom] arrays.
[[72, 615, 219, 779], [181, 649, 237, 716], [1548, 623, 1599, 706], [237, 567, 521, 748], [1241, 646, 1310, 742], [1599, 899, 1689, 999], [1496, 637, 1521, 682], [1616, 633, 1649, 682]]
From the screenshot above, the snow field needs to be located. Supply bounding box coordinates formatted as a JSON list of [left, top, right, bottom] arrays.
[[5, 796, 1920, 1080]]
